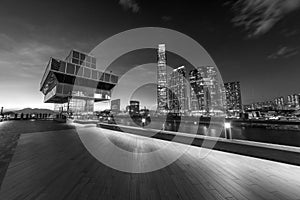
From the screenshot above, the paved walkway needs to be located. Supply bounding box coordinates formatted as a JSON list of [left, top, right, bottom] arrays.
[[1, 125, 300, 200]]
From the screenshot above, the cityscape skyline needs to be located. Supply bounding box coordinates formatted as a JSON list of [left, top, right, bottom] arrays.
[[1, 0, 300, 110]]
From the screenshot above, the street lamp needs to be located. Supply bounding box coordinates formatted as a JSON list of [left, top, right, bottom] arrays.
[[142, 118, 146, 128], [224, 122, 232, 139], [224, 122, 231, 129]]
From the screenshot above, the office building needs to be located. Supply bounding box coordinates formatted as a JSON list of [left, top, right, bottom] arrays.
[[167, 66, 189, 114], [224, 82, 242, 114], [157, 44, 168, 113], [189, 68, 206, 114], [40, 49, 118, 119], [274, 97, 285, 110], [287, 94, 300, 109], [189, 66, 224, 115]]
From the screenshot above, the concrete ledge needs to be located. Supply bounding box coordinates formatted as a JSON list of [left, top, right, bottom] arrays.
[[98, 123, 300, 166]]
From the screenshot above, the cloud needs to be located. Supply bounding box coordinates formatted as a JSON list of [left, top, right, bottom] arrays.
[[230, 0, 300, 37], [268, 46, 299, 59], [118, 0, 140, 13], [0, 33, 64, 79]]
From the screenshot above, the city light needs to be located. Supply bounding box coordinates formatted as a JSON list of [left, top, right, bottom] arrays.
[[142, 118, 146, 123], [224, 122, 231, 129]]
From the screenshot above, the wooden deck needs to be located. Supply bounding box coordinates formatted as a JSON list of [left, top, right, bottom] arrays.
[[1, 126, 300, 200]]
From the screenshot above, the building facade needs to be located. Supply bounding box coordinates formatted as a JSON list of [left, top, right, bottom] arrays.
[[287, 94, 300, 109], [40, 49, 118, 119], [157, 44, 168, 113], [274, 97, 285, 110], [189, 68, 206, 114], [189, 66, 224, 116], [224, 82, 242, 114], [167, 66, 189, 114]]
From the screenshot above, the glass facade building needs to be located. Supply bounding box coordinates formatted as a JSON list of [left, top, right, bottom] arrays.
[[167, 66, 189, 114], [40, 50, 118, 119], [189, 66, 224, 116], [224, 81, 242, 114], [157, 44, 168, 113]]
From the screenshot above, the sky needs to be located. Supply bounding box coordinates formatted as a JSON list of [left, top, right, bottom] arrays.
[[0, 0, 300, 110]]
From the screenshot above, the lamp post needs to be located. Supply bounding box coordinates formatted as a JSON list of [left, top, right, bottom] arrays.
[[142, 117, 146, 128], [224, 122, 232, 139]]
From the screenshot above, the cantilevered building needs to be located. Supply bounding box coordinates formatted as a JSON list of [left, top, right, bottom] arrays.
[[40, 50, 118, 119], [157, 44, 168, 113]]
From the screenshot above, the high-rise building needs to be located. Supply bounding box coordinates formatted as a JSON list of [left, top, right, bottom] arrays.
[[167, 66, 189, 114], [224, 82, 242, 114], [157, 44, 168, 113], [189, 66, 224, 115], [287, 94, 300, 109], [274, 97, 285, 110], [40, 49, 118, 119], [189, 68, 205, 114]]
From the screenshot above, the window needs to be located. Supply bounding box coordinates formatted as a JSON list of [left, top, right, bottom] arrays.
[[98, 72, 103, 81], [92, 70, 97, 79], [91, 57, 96, 65], [86, 62, 91, 68], [66, 63, 75, 74], [75, 65, 80, 75], [86, 56, 91, 63], [77, 66, 83, 76], [51, 59, 60, 71], [59, 61, 66, 72], [111, 75, 118, 83], [57, 84, 63, 94], [104, 73, 110, 82], [73, 51, 80, 59], [72, 58, 79, 64], [84, 68, 91, 78], [63, 85, 72, 95], [91, 64, 96, 69], [80, 53, 85, 61]]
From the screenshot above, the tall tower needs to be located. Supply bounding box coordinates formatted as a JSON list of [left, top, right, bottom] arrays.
[[224, 81, 242, 114], [157, 44, 168, 113]]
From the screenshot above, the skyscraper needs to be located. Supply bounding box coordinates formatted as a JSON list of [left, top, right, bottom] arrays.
[[287, 94, 300, 109], [274, 97, 285, 110], [189, 66, 224, 115], [167, 66, 189, 114], [224, 81, 242, 114], [157, 44, 168, 113], [189, 68, 205, 114]]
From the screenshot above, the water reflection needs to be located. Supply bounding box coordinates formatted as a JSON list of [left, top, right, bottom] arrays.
[[114, 118, 300, 148]]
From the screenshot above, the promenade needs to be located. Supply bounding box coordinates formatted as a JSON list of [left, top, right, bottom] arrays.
[[1, 123, 300, 199]]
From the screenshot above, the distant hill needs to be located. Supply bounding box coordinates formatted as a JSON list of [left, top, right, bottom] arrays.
[[4, 108, 55, 115]]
